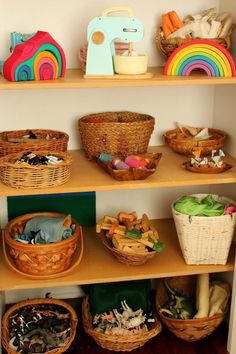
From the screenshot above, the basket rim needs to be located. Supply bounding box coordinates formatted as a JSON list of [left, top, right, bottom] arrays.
[[79, 111, 155, 124], [163, 127, 227, 143], [4, 211, 81, 249], [0, 150, 73, 168], [0, 128, 69, 140], [158, 309, 225, 324]]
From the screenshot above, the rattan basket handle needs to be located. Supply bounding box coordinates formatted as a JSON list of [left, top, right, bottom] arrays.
[[1, 226, 84, 280]]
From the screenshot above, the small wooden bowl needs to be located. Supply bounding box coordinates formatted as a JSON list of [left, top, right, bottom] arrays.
[[98, 153, 162, 181], [164, 128, 226, 156], [101, 235, 157, 266], [182, 161, 233, 174]]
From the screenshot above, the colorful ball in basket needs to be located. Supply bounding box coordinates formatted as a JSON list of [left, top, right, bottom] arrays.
[[164, 39, 236, 77], [3, 31, 66, 81]]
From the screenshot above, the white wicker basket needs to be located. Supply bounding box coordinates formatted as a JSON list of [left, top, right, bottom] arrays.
[[172, 194, 236, 265]]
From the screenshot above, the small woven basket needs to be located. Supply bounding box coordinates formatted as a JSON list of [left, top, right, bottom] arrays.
[[0, 150, 72, 189], [82, 296, 162, 352], [101, 235, 157, 266], [172, 194, 236, 265], [155, 276, 226, 341], [0, 129, 69, 157], [2, 297, 78, 354], [164, 128, 226, 156], [78, 111, 155, 159], [156, 25, 235, 57], [3, 212, 83, 279]]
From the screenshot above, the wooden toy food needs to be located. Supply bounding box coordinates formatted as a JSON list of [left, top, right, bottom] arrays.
[[96, 212, 165, 265]]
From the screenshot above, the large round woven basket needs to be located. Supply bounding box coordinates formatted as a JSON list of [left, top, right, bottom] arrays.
[[156, 25, 235, 57], [155, 276, 226, 342], [0, 129, 69, 157], [172, 194, 236, 265], [0, 150, 72, 189], [3, 212, 83, 279], [101, 235, 157, 266], [163, 128, 226, 156], [82, 296, 162, 352], [2, 297, 78, 354], [78, 111, 155, 159]]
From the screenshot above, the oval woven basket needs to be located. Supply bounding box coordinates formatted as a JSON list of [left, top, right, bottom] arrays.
[[3, 212, 83, 279], [101, 235, 157, 266], [2, 297, 78, 354], [155, 276, 227, 342], [172, 194, 236, 265], [82, 296, 162, 352], [0, 150, 72, 189], [0, 129, 69, 157], [164, 128, 226, 156], [78, 111, 155, 159], [156, 25, 235, 57]]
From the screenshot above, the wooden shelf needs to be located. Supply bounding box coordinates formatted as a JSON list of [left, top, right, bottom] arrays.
[[1, 67, 236, 90], [0, 146, 235, 197], [0, 219, 234, 291]]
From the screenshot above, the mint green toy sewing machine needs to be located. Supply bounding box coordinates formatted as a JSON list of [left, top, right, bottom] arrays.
[[85, 7, 145, 76]]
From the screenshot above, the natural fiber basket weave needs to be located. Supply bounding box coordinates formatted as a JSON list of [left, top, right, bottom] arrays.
[[156, 25, 235, 57], [82, 296, 162, 351], [0, 129, 69, 156], [0, 150, 72, 189], [2, 297, 78, 354], [2, 212, 83, 279], [164, 128, 226, 156], [172, 194, 236, 265], [155, 276, 226, 341], [101, 235, 157, 266], [78, 111, 155, 159]]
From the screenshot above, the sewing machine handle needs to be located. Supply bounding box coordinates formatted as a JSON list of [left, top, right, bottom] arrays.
[[102, 6, 134, 18]]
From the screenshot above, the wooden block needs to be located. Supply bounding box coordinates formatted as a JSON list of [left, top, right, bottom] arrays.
[[141, 213, 150, 232], [108, 223, 119, 236], [141, 230, 154, 239], [103, 215, 119, 224], [114, 225, 126, 235]]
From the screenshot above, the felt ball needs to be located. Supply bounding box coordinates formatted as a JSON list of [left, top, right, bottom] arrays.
[[99, 153, 113, 163], [124, 155, 140, 168], [115, 161, 130, 170]]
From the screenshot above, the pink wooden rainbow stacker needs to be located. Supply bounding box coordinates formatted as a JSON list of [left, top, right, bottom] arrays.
[[164, 39, 236, 77], [3, 31, 66, 81]]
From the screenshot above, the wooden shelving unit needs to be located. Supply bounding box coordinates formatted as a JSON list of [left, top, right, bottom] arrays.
[[1, 219, 234, 292], [1, 67, 236, 90], [0, 146, 235, 197]]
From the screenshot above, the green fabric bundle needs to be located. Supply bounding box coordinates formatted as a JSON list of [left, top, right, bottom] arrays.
[[174, 195, 225, 217], [84, 280, 151, 316]]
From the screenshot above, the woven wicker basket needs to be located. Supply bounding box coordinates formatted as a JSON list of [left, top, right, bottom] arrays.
[[156, 25, 235, 57], [155, 276, 226, 341], [0, 150, 72, 189], [2, 297, 78, 354], [78, 111, 155, 159], [101, 235, 157, 266], [82, 296, 162, 352], [0, 129, 69, 157], [2, 212, 83, 279], [172, 194, 236, 265], [164, 128, 226, 156]]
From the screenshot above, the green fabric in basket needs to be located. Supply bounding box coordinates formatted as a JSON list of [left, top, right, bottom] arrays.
[[84, 280, 151, 316], [174, 195, 225, 216]]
